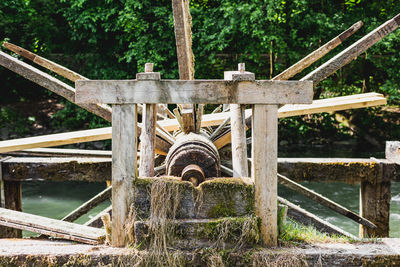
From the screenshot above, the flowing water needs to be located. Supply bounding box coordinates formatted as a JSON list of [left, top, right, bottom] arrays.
[[20, 145, 399, 237]]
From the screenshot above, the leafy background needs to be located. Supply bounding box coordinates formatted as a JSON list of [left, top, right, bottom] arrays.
[[0, 0, 399, 151]]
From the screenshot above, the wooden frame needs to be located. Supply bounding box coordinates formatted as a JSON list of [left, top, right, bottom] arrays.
[[75, 73, 312, 247]]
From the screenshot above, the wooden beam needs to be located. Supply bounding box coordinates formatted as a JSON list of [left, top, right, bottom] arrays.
[[252, 105, 278, 246], [0, 51, 112, 122], [2, 157, 399, 183], [277, 173, 376, 229], [272, 21, 363, 81], [75, 80, 313, 105], [0, 92, 383, 155], [0, 127, 112, 154], [61, 186, 111, 223], [0, 51, 171, 154], [84, 205, 112, 228], [359, 159, 391, 238], [226, 64, 253, 177], [3, 42, 87, 82], [172, 0, 196, 133], [0, 126, 168, 156], [138, 64, 159, 177], [278, 197, 357, 238], [213, 93, 386, 149], [1, 148, 112, 158], [1, 157, 111, 182], [302, 13, 400, 85], [111, 104, 137, 247], [0, 207, 105, 245], [220, 165, 358, 238]]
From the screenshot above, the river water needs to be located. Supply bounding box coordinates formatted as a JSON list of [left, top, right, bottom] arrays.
[[20, 146, 399, 238]]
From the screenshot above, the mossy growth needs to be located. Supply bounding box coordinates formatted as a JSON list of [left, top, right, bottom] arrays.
[[278, 218, 356, 246], [206, 200, 236, 218], [198, 216, 261, 249]]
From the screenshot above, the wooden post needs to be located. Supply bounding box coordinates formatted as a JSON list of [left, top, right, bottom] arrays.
[[225, 63, 254, 177], [172, 0, 196, 133], [252, 104, 278, 246], [0, 157, 21, 238], [111, 104, 137, 247], [359, 160, 391, 238], [138, 63, 160, 177], [386, 141, 400, 164]]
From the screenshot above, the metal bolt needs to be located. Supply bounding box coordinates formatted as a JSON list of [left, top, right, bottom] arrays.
[[145, 63, 154, 73]]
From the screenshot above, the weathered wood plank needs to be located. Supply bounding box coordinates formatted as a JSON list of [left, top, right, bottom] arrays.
[[3, 157, 398, 183], [213, 93, 386, 149], [62, 186, 111, 222], [3, 42, 87, 82], [0, 127, 168, 155], [137, 65, 159, 177], [272, 21, 363, 81], [111, 104, 137, 247], [0, 51, 112, 122], [134, 92, 385, 134], [0, 128, 112, 154], [277, 173, 376, 229], [172, 0, 196, 132], [278, 197, 357, 238], [1, 157, 111, 182], [386, 141, 400, 164], [1, 148, 112, 158], [302, 13, 400, 85], [252, 105, 278, 246], [226, 65, 253, 177], [0, 207, 105, 244], [359, 159, 391, 238], [139, 103, 157, 177], [75, 80, 313, 105], [84, 205, 112, 228], [0, 51, 171, 154]]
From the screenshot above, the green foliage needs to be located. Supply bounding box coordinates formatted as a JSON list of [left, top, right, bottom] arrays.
[[0, 0, 399, 142], [279, 219, 354, 245], [0, 107, 32, 136]]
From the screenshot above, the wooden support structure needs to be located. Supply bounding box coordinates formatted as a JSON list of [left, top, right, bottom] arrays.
[[172, 0, 196, 133], [272, 21, 363, 81], [386, 141, 400, 164], [0, 156, 21, 238], [0, 208, 105, 244], [111, 104, 137, 247], [213, 92, 386, 149], [359, 159, 391, 238], [2, 148, 112, 158], [76, 80, 313, 104], [61, 186, 111, 223], [76, 71, 313, 247], [277, 173, 376, 229], [220, 164, 358, 238], [138, 63, 160, 177], [278, 197, 357, 238], [225, 63, 254, 177], [3, 42, 87, 82], [302, 13, 400, 85], [0, 93, 384, 155], [252, 105, 278, 246], [0, 51, 172, 155]]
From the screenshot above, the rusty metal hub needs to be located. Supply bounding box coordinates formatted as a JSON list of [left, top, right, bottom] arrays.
[[166, 133, 220, 185]]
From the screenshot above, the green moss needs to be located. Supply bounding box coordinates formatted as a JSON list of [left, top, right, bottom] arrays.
[[207, 200, 236, 218]]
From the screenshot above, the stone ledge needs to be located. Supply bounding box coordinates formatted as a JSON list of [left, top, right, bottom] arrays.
[[0, 239, 399, 266]]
